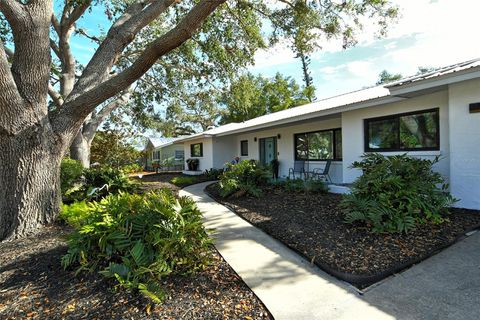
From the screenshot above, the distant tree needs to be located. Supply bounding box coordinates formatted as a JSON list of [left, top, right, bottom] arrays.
[[220, 73, 313, 124], [376, 70, 403, 85], [90, 131, 142, 169]]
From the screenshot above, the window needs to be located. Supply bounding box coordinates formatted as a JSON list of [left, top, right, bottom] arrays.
[[365, 108, 439, 152], [190, 143, 203, 157], [175, 150, 185, 160], [294, 128, 342, 161], [240, 140, 248, 156]]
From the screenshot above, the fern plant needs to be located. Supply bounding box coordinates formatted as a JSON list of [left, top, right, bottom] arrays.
[[342, 153, 457, 233], [61, 190, 213, 302]]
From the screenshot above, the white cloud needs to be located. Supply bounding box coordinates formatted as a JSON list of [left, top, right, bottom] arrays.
[[252, 42, 296, 70], [346, 60, 373, 77]]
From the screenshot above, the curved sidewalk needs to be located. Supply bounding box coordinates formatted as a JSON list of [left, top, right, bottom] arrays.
[[180, 182, 394, 320]]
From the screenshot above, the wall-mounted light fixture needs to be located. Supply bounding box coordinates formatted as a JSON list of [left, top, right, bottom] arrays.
[[469, 102, 480, 113], [254, 137, 257, 142], [277, 134, 281, 139]]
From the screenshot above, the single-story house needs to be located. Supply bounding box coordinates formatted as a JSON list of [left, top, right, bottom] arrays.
[[174, 58, 480, 210], [144, 137, 185, 171]]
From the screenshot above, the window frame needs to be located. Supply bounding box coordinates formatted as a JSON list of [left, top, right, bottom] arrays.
[[240, 140, 249, 156], [364, 108, 440, 152], [190, 143, 203, 157], [174, 150, 185, 160], [294, 128, 342, 161]]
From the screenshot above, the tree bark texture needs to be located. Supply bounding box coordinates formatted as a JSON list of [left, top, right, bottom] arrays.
[[0, 123, 62, 240], [0, 0, 226, 240]]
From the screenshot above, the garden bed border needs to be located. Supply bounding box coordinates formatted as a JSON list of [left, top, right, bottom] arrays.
[[204, 185, 480, 288]]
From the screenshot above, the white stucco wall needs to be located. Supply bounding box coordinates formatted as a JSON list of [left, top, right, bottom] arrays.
[[232, 117, 343, 183], [212, 136, 237, 168], [341, 90, 450, 184], [183, 137, 213, 171], [448, 78, 480, 209]]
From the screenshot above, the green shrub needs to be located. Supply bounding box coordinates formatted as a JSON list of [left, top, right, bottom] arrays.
[[83, 166, 136, 200], [61, 190, 212, 302], [342, 153, 457, 234], [121, 163, 143, 174], [60, 158, 84, 196], [203, 168, 224, 180], [60, 201, 91, 228], [171, 176, 198, 186], [283, 178, 304, 192], [282, 177, 328, 193], [219, 160, 269, 198], [304, 178, 329, 193]]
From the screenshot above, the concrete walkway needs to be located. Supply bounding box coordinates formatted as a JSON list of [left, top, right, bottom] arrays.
[[180, 182, 480, 320]]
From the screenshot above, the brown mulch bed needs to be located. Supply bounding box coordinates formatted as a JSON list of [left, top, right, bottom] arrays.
[[131, 172, 214, 194], [206, 183, 480, 287], [0, 224, 271, 319]]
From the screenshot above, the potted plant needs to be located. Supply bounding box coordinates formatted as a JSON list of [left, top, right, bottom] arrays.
[[271, 159, 280, 180], [186, 158, 200, 171], [152, 160, 160, 173]]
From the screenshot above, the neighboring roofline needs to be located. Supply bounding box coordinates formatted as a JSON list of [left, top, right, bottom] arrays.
[[173, 134, 213, 144]]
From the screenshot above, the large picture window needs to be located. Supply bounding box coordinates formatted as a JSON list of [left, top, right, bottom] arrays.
[[365, 108, 439, 152], [294, 128, 342, 161], [190, 143, 203, 157]]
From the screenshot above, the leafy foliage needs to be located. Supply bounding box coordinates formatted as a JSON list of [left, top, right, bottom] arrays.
[[282, 177, 328, 194], [60, 158, 84, 197], [60, 201, 91, 228], [220, 72, 313, 124], [91, 131, 143, 169], [342, 153, 457, 233], [61, 190, 213, 302], [83, 166, 137, 200], [120, 163, 143, 174], [61, 165, 137, 203], [170, 176, 198, 186], [203, 168, 224, 180], [219, 160, 269, 198]]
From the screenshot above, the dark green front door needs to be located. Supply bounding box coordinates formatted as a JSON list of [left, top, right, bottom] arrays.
[[259, 137, 277, 166]]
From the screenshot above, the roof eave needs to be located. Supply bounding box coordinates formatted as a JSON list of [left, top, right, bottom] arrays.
[[216, 95, 405, 137], [387, 66, 480, 96]]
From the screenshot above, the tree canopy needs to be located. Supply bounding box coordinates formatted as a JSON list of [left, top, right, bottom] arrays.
[[0, 0, 398, 239], [220, 72, 314, 124]]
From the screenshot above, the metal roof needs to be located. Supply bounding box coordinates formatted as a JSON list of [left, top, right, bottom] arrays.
[[147, 137, 182, 149], [386, 58, 480, 88], [175, 58, 480, 142]]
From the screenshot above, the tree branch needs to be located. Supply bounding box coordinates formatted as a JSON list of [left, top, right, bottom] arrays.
[[68, 0, 176, 102], [0, 41, 27, 134], [54, 0, 226, 137], [76, 28, 101, 44], [0, 0, 27, 28], [64, 0, 92, 29], [51, 13, 61, 36], [50, 39, 61, 59], [48, 84, 64, 108]]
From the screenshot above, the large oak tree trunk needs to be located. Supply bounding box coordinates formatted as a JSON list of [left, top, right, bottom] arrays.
[[70, 130, 91, 168], [0, 124, 63, 240], [0, 0, 225, 242]]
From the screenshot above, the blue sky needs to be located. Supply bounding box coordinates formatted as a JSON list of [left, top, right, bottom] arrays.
[[70, 0, 480, 101], [251, 0, 480, 99]]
